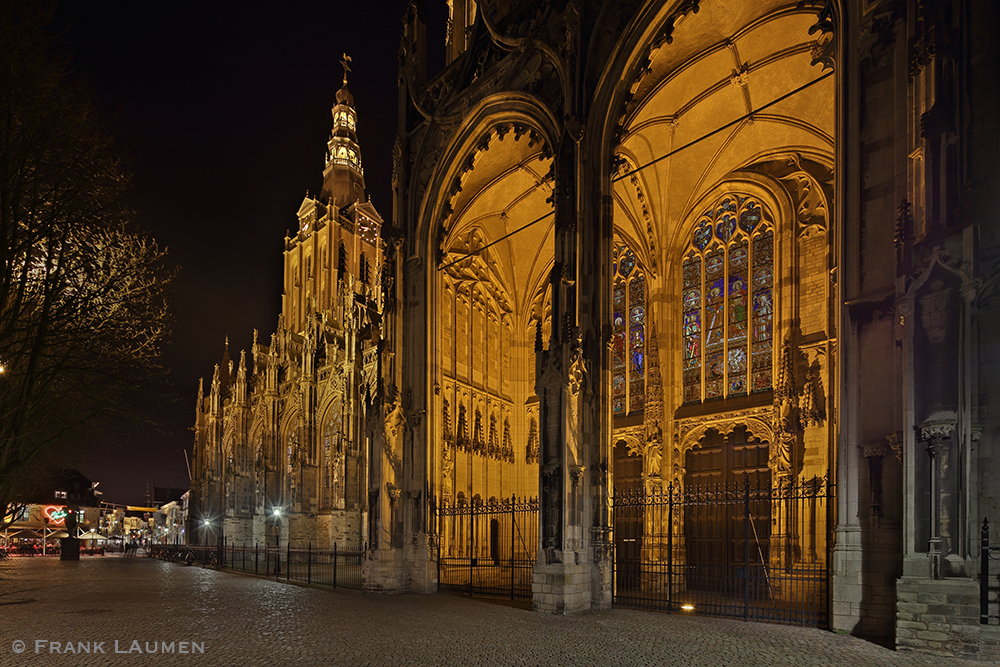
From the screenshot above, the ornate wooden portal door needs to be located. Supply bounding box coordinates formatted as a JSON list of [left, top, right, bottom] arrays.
[[683, 425, 770, 592]]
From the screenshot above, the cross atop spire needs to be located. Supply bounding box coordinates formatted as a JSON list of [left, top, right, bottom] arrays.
[[341, 53, 352, 86]]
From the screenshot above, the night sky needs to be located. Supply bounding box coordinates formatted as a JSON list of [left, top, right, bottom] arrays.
[[50, 1, 420, 504]]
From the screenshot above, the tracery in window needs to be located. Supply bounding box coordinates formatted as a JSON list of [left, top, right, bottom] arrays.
[[457, 403, 469, 451], [682, 195, 773, 403], [526, 417, 539, 464], [488, 414, 497, 458], [442, 398, 452, 442], [612, 244, 646, 416], [473, 409, 484, 455], [502, 418, 512, 463]]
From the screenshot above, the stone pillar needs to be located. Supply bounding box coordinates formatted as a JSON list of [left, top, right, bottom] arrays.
[[832, 317, 864, 632], [362, 392, 405, 592], [531, 128, 610, 613]]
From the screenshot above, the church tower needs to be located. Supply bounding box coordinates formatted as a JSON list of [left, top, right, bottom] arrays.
[[193, 55, 383, 554], [283, 54, 382, 333], [321, 54, 365, 208]]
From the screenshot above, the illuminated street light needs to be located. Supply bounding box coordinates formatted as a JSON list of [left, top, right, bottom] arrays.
[[272, 506, 282, 576]]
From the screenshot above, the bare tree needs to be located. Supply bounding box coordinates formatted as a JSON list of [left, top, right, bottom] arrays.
[[0, 1, 173, 524]]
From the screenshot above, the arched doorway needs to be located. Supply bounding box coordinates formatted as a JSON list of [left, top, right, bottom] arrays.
[[612, 439, 644, 591], [683, 426, 771, 599]]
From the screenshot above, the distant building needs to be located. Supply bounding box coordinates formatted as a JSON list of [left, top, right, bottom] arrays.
[[1, 469, 102, 548], [157, 491, 189, 545]]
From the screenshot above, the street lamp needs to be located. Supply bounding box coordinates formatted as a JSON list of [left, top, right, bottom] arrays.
[[272, 507, 282, 576]]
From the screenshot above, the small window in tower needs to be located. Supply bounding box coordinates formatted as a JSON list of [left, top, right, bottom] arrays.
[[348, 114, 355, 130], [337, 147, 348, 160], [360, 253, 369, 284], [349, 149, 357, 165]]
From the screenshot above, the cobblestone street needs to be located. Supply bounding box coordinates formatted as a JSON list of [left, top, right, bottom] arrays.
[[0, 556, 986, 666]]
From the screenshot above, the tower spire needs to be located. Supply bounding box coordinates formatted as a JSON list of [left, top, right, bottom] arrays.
[[322, 55, 365, 208], [341, 53, 352, 87]]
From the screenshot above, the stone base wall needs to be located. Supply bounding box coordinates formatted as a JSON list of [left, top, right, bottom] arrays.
[[532, 561, 594, 614], [282, 510, 362, 550], [286, 515, 313, 548], [252, 515, 269, 546], [832, 530, 863, 632], [405, 535, 436, 593], [896, 577, 983, 659], [362, 549, 406, 593], [316, 511, 363, 550], [982, 626, 1000, 662], [590, 535, 613, 611], [222, 517, 254, 545]]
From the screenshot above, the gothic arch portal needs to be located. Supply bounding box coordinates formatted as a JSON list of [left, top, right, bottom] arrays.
[[414, 100, 562, 523]]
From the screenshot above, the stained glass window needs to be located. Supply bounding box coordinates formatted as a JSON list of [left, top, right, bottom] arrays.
[[612, 244, 646, 416], [681, 196, 773, 403]]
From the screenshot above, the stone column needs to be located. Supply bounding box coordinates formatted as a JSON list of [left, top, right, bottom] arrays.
[[531, 132, 608, 613]]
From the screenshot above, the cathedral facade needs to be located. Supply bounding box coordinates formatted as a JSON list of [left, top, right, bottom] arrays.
[[191, 0, 1000, 659]]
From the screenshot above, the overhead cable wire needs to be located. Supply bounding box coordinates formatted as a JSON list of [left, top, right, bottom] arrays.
[[438, 210, 555, 272], [437, 69, 833, 271]]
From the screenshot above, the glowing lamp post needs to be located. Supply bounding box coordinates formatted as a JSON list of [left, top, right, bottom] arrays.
[[272, 507, 282, 576]]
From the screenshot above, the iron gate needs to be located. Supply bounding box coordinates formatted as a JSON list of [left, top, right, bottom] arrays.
[[613, 476, 832, 627], [437, 496, 538, 600]]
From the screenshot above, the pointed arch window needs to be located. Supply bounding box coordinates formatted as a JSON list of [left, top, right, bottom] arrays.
[[612, 244, 646, 416], [682, 195, 773, 403]]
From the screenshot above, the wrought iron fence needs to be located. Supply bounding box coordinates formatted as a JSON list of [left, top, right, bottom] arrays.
[[437, 496, 538, 600], [149, 542, 363, 590], [613, 476, 832, 627], [982, 519, 1000, 625]]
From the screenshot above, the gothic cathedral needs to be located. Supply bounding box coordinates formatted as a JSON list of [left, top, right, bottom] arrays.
[[191, 0, 1000, 659]]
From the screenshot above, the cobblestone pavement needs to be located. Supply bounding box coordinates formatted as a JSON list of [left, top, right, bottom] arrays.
[[0, 556, 986, 666]]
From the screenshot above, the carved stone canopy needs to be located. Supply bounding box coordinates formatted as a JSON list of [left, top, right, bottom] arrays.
[[918, 420, 955, 443], [861, 442, 890, 459]]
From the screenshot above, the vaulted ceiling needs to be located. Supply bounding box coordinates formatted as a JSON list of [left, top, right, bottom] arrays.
[[614, 3, 835, 267], [442, 128, 554, 323]]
